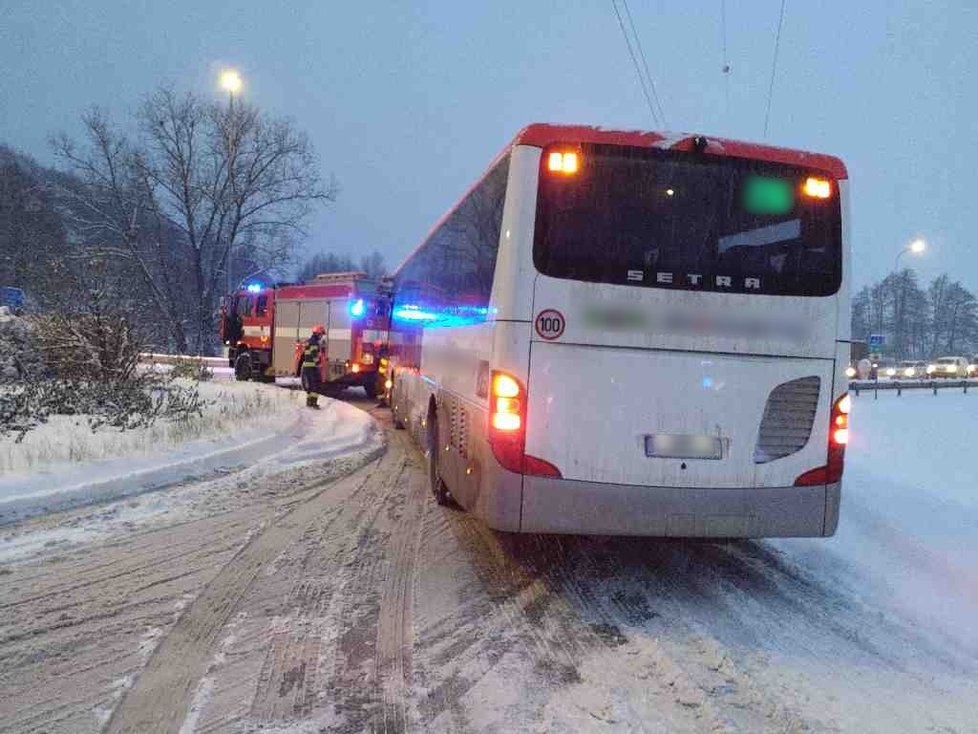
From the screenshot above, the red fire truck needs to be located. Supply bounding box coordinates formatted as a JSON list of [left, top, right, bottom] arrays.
[[219, 272, 392, 397]]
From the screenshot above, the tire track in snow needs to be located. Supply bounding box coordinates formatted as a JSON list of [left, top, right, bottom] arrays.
[[373, 436, 427, 734], [243, 436, 418, 730], [105, 449, 386, 734]]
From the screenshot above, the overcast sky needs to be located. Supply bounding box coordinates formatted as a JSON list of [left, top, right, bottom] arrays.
[[1, 1, 974, 289]]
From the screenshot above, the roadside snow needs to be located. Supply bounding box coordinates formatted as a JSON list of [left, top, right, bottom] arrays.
[[0, 377, 290, 475], [0, 381, 379, 526], [778, 389, 978, 651]]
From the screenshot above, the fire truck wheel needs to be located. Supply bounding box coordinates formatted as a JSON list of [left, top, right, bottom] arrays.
[[427, 407, 451, 506], [362, 380, 379, 400], [234, 353, 252, 381]]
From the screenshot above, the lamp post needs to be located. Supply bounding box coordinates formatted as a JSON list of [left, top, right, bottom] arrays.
[[894, 238, 926, 271], [888, 238, 926, 363], [218, 69, 243, 296]]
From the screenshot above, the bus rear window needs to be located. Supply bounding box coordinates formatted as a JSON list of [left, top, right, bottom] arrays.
[[534, 144, 842, 297]]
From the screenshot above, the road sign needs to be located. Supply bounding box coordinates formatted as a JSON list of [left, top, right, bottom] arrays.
[[868, 334, 886, 347]]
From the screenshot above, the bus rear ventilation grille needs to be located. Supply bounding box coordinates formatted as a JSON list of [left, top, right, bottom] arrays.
[[753, 376, 820, 464]]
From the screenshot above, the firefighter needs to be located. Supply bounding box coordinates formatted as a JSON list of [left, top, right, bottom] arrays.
[[302, 324, 326, 408]]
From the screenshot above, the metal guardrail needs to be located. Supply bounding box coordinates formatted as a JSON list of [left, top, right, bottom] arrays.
[[850, 378, 978, 397], [139, 353, 227, 367]]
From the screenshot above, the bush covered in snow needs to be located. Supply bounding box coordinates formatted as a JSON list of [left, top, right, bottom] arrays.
[[0, 307, 47, 382], [168, 357, 214, 382], [0, 309, 206, 441]]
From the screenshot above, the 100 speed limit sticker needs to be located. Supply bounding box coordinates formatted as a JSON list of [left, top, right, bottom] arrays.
[[535, 309, 565, 340]]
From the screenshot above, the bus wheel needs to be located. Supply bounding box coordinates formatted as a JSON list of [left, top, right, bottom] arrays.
[[427, 409, 450, 506], [234, 352, 252, 381]]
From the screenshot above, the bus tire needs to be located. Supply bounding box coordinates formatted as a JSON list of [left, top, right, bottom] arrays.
[[427, 407, 450, 506], [391, 383, 406, 429], [234, 352, 252, 381]]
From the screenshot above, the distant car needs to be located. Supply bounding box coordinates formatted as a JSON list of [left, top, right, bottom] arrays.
[[897, 360, 927, 379], [870, 358, 898, 379], [926, 356, 970, 378], [969, 356, 978, 378]]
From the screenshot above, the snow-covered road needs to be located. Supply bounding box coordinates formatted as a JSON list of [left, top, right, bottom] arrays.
[[0, 391, 975, 733]]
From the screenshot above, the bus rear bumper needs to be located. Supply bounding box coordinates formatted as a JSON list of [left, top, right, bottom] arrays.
[[518, 476, 841, 538]]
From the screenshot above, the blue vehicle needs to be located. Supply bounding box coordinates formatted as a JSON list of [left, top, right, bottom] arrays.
[[0, 287, 25, 313]]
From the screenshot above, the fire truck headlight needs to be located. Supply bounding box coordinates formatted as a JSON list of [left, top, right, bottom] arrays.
[[385, 379, 393, 389]]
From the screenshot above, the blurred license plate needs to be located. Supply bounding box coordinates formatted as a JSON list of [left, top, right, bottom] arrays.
[[644, 434, 723, 460]]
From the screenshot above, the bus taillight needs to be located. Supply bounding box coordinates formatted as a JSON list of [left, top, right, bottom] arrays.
[[491, 373, 522, 432], [795, 393, 849, 486], [488, 371, 561, 478]]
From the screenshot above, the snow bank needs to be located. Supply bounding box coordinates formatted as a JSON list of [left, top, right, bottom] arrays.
[[0, 382, 377, 524], [0, 378, 290, 475]]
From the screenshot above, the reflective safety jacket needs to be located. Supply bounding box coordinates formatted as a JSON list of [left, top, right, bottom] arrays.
[[302, 334, 322, 369]]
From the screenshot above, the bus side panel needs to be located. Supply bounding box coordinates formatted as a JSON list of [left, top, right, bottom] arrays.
[[489, 145, 542, 322], [417, 324, 493, 511], [394, 325, 528, 532], [470, 321, 529, 531]]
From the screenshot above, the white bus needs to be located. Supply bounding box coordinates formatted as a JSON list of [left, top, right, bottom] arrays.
[[388, 123, 850, 537]]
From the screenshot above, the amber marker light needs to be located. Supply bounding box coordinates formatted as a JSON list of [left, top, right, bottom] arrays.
[[803, 176, 832, 199]]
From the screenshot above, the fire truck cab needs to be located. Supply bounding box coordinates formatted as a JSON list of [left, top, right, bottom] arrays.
[[220, 272, 391, 397]]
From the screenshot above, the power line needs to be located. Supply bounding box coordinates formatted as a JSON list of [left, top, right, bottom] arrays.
[[763, 0, 787, 138], [621, 0, 668, 127], [611, 0, 662, 128], [721, 0, 731, 115]]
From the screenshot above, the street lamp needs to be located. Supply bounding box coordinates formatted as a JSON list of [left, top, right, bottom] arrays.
[[894, 238, 926, 270], [219, 69, 242, 105]]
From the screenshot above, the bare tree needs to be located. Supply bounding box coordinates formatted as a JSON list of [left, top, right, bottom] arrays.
[[359, 250, 387, 279], [52, 88, 335, 354], [53, 110, 191, 351], [855, 272, 978, 359], [138, 88, 335, 351], [929, 275, 977, 354]]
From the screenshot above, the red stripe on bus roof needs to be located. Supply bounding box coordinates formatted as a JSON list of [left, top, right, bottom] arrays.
[[513, 123, 848, 179]]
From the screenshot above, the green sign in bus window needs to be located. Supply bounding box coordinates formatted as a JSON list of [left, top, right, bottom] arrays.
[[743, 176, 794, 215]]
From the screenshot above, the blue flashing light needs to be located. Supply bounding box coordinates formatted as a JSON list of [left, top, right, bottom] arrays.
[[392, 303, 490, 328], [245, 283, 262, 293], [349, 298, 366, 318], [393, 305, 438, 322]]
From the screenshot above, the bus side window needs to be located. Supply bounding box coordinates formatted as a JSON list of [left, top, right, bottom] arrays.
[[256, 295, 268, 316]]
